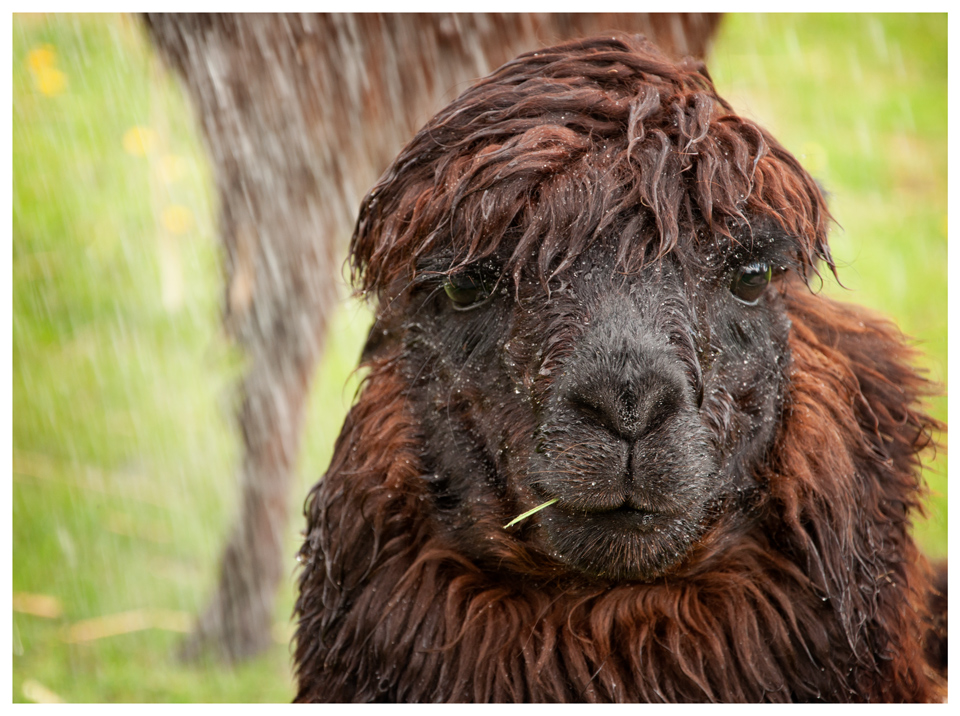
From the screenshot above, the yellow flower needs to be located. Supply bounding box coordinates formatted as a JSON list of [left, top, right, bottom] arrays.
[[34, 66, 67, 96], [123, 126, 158, 156], [27, 44, 56, 70], [27, 44, 67, 96], [161, 205, 194, 235]]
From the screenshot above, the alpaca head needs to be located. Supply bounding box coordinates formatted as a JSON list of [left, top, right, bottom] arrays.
[[350, 34, 833, 583]]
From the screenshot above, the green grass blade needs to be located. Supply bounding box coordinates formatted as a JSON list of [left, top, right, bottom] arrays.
[[503, 498, 559, 529]]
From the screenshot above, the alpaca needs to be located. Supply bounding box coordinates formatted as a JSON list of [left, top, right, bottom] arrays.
[[293, 34, 944, 702]]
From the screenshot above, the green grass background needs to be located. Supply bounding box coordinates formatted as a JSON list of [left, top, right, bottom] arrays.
[[12, 14, 946, 703]]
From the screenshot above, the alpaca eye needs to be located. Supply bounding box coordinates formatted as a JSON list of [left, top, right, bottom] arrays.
[[731, 262, 772, 305], [444, 272, 491, 310]]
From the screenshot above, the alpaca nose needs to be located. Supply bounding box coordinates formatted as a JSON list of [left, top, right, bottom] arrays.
[[566, 363, 687, 442]]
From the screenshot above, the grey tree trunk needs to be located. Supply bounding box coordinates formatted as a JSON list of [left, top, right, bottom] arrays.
[[143, 12, 722, 663]]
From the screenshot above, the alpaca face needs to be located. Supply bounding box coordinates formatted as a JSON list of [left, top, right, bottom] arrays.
[[398, 223, 795, 582]]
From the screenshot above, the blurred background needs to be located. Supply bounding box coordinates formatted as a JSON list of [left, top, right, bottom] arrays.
[[12, 13, 946, 703]]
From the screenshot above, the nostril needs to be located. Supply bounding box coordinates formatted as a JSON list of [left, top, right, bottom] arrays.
[[566, 377, 684, 442], [567, 390, 616, 432]]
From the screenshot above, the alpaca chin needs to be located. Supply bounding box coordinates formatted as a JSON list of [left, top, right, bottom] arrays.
[[538, 505, 710, 581]]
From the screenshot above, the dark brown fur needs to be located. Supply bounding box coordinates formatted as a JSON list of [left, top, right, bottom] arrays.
[[294, 34, 944, 702]]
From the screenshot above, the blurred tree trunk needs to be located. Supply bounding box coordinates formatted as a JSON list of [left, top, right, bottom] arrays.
[[143, 12, 722, 663]]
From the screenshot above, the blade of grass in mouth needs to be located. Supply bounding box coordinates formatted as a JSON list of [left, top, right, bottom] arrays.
[[503, 498, 559, 529]]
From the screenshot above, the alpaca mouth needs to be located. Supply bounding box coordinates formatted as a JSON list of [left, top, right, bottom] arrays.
[[563, 502, 673, 532], [529, 484, 708, 581], [528, 463, 702, 523], [598, 504, 660, 523]]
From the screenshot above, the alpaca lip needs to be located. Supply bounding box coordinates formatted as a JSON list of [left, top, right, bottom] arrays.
[[532, 475, 686, 520], [588, 505, 663, 530], [551, 500, 666, 530]]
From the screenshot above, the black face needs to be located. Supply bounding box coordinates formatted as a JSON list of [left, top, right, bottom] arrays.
[[390, 225, 797, 583]]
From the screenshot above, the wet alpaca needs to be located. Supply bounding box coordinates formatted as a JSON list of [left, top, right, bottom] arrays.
[[294, 35, 944, 702]]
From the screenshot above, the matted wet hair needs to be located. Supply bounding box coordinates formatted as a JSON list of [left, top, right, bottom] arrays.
[[352, 34, 832, 298]]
